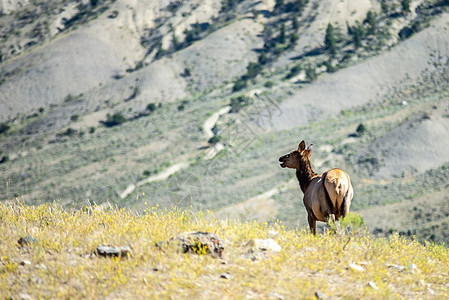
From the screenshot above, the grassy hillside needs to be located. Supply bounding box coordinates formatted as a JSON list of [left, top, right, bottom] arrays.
[[1, 0, 449, 246], [1, 201, 448, 299]]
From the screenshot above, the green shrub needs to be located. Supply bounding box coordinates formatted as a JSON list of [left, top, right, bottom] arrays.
[[264, 81, 274, 88], [70, 114, 79, 122], [102, 112, 127, 127], [0, 122, 10, 134], [289, 33, 299, 46], [146, 103, 157, 112], [324, 23, 337, 58], [324, 60, 335, 73], [230, 95, 252, 113], [356, 123, 367, 136], [232, 80, 247, 92], [305, 65, 317, 81], [0, 155, 9, 164], [401, 0, 411, 13], [340, 212, 366, 231], [57, 127, 77, 138], [258, 53, 268, 65], [178, 100, 189, 111], [64, 94, 75, 103], [245, 62, 262, 79], [208, 135, 221, 145], [285, 64, 302, 79]]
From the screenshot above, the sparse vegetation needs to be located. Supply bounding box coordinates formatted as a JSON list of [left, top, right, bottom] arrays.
[[285, 64, 302, 79], [0, 202, 448, 299], [0, 155, 9, 164], [230, 95, 252, 113], [57, 127, 78, 138], [0, 122, 10, 135], [208, 134, 221, 145], [146, 103, 157, 112], [64, 94, 75, 103], [102, 112, 127, 127], [356, 123, 367, 136], [324, 23, 337, 58], [70, 114, 79, 122], [1, 0, 449, 259]]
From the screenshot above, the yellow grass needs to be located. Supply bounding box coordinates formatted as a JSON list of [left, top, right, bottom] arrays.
[[1, 201, 448, 299]]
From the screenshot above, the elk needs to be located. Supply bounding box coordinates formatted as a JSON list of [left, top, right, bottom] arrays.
[[279, 140, 353, 234]]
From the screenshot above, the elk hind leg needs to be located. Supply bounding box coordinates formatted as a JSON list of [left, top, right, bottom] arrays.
[[307, 213, 316, 235], [324, 211, 337, 234]]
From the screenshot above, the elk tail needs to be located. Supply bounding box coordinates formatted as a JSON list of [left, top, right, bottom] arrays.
[[322, 172, 334, 215], [341, 188, 349, 218]]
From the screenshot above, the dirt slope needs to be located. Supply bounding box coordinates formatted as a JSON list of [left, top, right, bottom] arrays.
[[370, 100, 449, 179], [0, 4, 145, 122], [264, 12, 449, 131]]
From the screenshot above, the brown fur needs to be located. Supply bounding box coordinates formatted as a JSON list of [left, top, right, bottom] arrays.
[[279, 140, 353, 234]]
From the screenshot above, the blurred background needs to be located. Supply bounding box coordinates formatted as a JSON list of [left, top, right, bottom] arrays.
[[1, 0, 449, 244]]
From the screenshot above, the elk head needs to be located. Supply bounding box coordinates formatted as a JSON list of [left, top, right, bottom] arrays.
[[279, 140, 313, 169]]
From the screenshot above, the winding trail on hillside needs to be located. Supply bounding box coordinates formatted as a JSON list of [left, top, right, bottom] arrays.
[[119, 106, 231, 199]]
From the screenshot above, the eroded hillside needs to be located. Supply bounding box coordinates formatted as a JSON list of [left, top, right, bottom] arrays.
[[1, 0, 449, 244]]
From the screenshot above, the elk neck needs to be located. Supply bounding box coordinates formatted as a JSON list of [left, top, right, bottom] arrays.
[[295, 157, 316, 193]]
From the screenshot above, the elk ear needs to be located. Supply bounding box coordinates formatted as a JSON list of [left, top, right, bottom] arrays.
[[298, 140, 306, 151], [305, 144, 313, 157]]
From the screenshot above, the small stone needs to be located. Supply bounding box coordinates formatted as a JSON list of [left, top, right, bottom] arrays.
[[18, 236, 38, 247], [349, 263, 365, 272], [388, 264, 405, 272], [409, 263, 419, 273], [170, 231, 224, 258], [242, 251, 270, 261], [220, 273, 231, 280], [315, 290, 328, 299], [368, 281, 379, 290], [96, 245, 133, 258], [268, 230, 279, 237], [267, 292, 284, 299], [152, 265, 166, 272], [20, 260, 31, 266], [253, 239, 282, 252], [417, 280, 426, 287], [19, 293, 32, 300]]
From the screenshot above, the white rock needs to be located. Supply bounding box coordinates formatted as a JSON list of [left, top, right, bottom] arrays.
[[20, 260, 31, 266], [368, 281, 379, 290], [268, 230, 279, 237], [349, 263, 365, 272], [254, 239, 282, 252], [409, 263, 419, 273], [387, 264, 405, 272]]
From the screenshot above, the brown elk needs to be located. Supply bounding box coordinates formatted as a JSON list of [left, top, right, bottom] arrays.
[[279, 140, 353, 234]]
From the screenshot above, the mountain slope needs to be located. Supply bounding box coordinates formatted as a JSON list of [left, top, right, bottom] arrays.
[[1, 0, 449, 245]]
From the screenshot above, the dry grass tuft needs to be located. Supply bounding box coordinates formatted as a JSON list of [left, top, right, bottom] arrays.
[[1, 201, 448, 299]]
